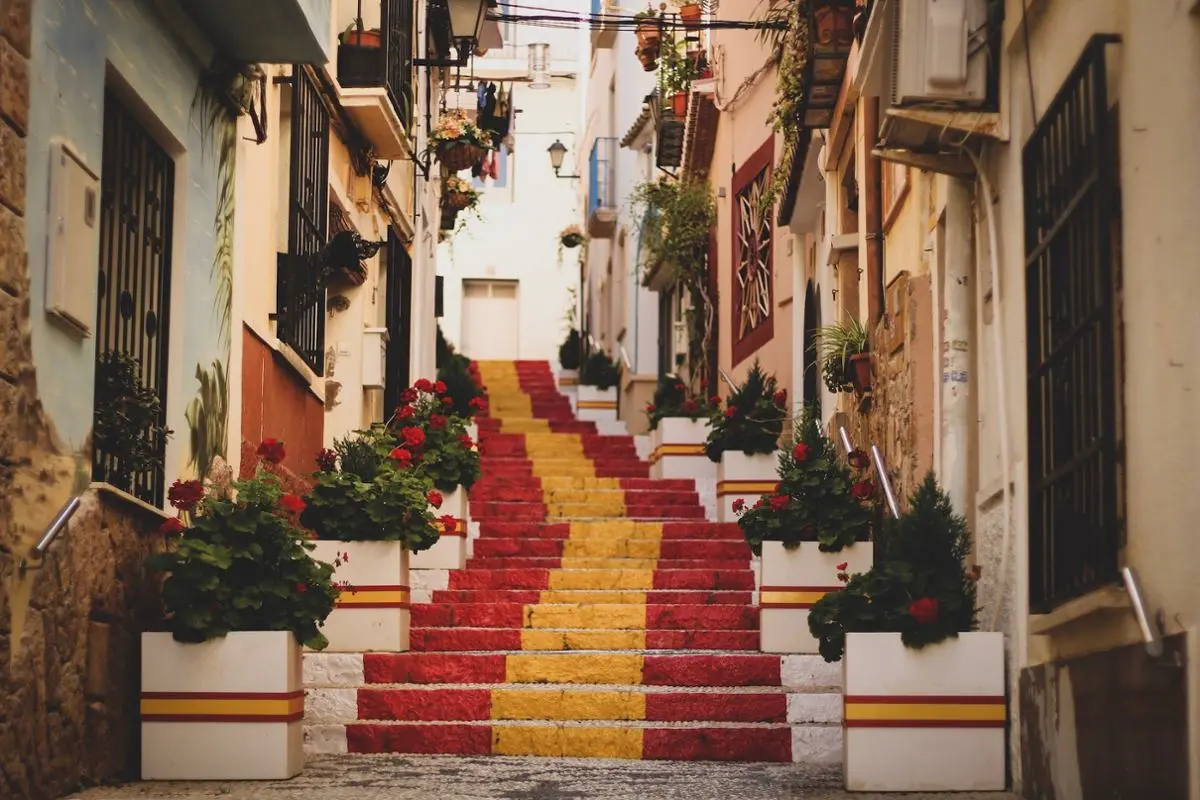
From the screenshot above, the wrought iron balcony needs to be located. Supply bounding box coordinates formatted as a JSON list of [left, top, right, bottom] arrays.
[[180, 0, 331, 64], [337, 0, 416, 158], [588, 137, 617, 238]]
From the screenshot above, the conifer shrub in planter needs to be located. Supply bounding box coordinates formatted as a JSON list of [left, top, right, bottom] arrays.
[[141, 443, 339, 779], [578, 349, 621, 423], [705, 360, 787, 521], [808, 474, 1003, 792], [646, 377, 717, 480], [735, 407, 875, 652]]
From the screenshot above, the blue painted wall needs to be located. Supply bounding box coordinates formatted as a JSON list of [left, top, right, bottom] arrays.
[[27, 0, 231, 480]]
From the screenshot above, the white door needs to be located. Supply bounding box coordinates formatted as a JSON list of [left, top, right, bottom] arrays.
[[461, 279, 519, 360]]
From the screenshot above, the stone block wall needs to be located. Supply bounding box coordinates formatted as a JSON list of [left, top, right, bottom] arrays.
[[0, 1, 167, 797]]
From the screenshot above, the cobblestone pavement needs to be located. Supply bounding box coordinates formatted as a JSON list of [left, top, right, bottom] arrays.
[[67, 756, 1017, 800]]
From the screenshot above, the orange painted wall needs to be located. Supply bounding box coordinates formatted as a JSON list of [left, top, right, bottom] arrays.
[[240, 325, 324, 476]]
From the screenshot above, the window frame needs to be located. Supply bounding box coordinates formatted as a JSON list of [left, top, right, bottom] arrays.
[[731, 136, 775, 366]]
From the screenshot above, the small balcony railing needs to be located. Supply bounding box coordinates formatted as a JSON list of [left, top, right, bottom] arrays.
[[588, 137, 617, 237], [338, 0, 415, 130]]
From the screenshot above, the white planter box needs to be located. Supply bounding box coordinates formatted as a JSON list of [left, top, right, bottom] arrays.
[[577, 385, 618, 422], [465, 422, 478, 442], [844, 632, 1007, 792], [411, 487, 467, 570], [716, 451, 778, 523], [557, 367, 579, 388], [649, 418, 717, 481], [309, 541, 411, 652], [141, 631, 303, 780], [759, 541, 873, 654]]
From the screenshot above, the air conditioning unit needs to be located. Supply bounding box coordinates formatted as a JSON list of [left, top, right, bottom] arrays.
[[890, 0, 988, 106], [362, 327, 389, 390]]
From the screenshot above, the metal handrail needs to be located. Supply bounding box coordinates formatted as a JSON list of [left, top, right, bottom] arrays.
[[837, 426, 900, 520], [619, 345, 633, 371], [718, 367, 735, 387], [1121, 566, 1164, 658], [19, 495, 82, 575]]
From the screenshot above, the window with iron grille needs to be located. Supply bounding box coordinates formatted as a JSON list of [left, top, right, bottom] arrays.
[[277, 65, 331, 375], [1023, 34, 1123, 612], [732, 138, 774, 366], [383, 231, 413, 415], [383, 0, 415, 129], [92, 90, 176, 504]]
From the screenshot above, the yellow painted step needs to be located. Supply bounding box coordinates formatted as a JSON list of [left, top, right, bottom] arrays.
[[562, 521, 665, 540], [504, 653, 645, 685], [557, 557, 659, 570], [538, 589, 649, 605], [491, 725, 642, 759], [524, 603, 647, 630], [491, 689, 646, 721], [561, 539, 662, 559], [547, 569, 655, 591], [540, 476, 621, 490], [519, 629, 647, 650]]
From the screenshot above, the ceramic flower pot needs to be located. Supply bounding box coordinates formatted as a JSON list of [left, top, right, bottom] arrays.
[[670, 91, 689, 119], [577, 385, 618, 423], [650, 417, 715, 481], [716, 450, 777, 523], [141, 631, 304, 780], [308, 541, 411, 652], [758, 540, 873, 653], [843, 632, 1007, 792], [337, 34, 383, 87], [679, 3, 702, 28], [849, 352, 872, 393], [410, 486, 468, 570]]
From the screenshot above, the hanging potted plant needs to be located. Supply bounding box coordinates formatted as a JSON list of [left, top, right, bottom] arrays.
[[560, 224, 585, 249], [337, 21, 383, 87], [735, 406, 875, 654], [634, 9, 661, 70], [704, 360, 787, 522], [678, 2, 702, 29], [658, 39, 694, 120], [808, 474, 1003, 792], [141, 443, 339, 780], [443, 175, 480, 212], [428, 110, 493, 173], [814, 316, 870, 394]]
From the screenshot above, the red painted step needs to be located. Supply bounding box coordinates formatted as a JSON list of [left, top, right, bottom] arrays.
[[410, 603, 757, 630], [409, 628, 759, 652], [445, 568, 753, 591], [429, 588, 756, 605]]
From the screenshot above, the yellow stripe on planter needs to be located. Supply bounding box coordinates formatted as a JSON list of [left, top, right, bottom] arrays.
[[576, 400, 618, 410], [844, 696, 1007, 728], [491, 689, 646, 721], [140, 691, 305, 722], [759, 586, 843, 609], [335, 585, 411, 608], [650, 443, 707, 464], [558, 376, 579, 386], [715, 480, 778, 496], [491, 725, 642, 759], [435, 517, 466, 535]]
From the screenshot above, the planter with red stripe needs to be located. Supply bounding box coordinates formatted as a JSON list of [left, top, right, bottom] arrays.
[[310, 541, 411, 652], [843, 632, 1006, 791], [715, 450, 778, 522], [577, 385, 618, 423], [410, 512, 468, 570], [759, 540, 873, 653], [141, 631, 303, 780], [649, 418, 716, 481]]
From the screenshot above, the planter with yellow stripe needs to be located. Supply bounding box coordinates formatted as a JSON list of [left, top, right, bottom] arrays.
[[843, 632, 1007, 792], [716, 450, 778, 522], [649, 418, 717, 481], [577, 385, 618, 423], [411, 487, 469, 570], [310, 541, 411, 652], [141, 631, 304, 780], [760, 540, 873, 653]]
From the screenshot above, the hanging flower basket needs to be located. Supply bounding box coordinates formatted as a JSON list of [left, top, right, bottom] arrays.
[[442, 175, 481, 214], [560, 224, 586, 249], [436, 141, 486, 172], [444, 189, 474, 211], [635, 18, 661, 48], [429, 111, 493, 173], [636, 44, 659, 72]]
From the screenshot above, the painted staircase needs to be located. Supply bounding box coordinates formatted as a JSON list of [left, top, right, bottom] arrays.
[[305, 360, 842, 762]]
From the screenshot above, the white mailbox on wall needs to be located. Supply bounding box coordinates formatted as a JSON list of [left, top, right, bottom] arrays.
[[362, 327, 388, 389], [45, 141, 101, 336]]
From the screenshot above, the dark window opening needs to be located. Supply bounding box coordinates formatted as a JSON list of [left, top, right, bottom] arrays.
[[383, 232, 413, 414]]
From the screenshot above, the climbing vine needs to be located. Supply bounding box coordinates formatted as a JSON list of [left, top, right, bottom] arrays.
[[758, 0, 812, 216]]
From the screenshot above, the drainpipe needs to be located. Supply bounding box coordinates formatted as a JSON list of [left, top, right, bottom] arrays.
[[863, 99, 884, 326], [790, 232, 804, 438], [941, 177, 973, 514]]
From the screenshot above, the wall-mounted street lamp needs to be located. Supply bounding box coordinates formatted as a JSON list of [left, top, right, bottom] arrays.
[[547, 139, 580, 179], [414, 0, 490, 68]]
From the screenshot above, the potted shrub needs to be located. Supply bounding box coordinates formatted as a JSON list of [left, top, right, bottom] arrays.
[[735, 407, 875, 653], [658, 39, 693, 119], [429, 110, 493, 173], [141, 442, 339, 779], [92, 350, 173, 498], [814, 316, 870, 394], [301, 429, 443, 652], [808, 474, 1003, 792], [705, 360, 787, 522], [392, 378, 481, 570], [678, 2, 702, 29], [646, 376, 718, 481], [337, 22, 383, 87], [578, 348, 621, 423]]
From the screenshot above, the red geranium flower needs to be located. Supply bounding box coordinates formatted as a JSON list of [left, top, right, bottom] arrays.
[[646, 403, 656, 413], [279, 494, 306, 515], [402, 427, 426, 448], [836, 562, 849, 571], [430, 414, 448, 430], [851, 480, 875, 501], [908, 597, 940, 625], [848, 448, 870, 469], [257, 438, 286, 464], [400, 388, 418, 404], [773, 389, 788, 407], [427, 490, 443, 509], [390, 447, 413, 467], [439, 514, 459, 532], [724, 405, 737, 418], [159, 517, 186, 536], [414, 378, 434, 393], [294, 582, 308, 594], [398, 405, 416, 419], [792, 443, 810, 463], [167, 479, 205, 512], [441, 397, 453, 406], [469, 397, 487, 411], [682, 399, 698, 413], [709, 395, 721, 406], [768, 494, 790, 511], [315, 449, 338, 472], [434, 380, 448, 395], [458, 434, 474, 450], [732, 498, 745, 513]]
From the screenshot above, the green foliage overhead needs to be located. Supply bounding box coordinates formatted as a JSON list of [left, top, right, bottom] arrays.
[[736, 406, 874, 556], [807, 473, 980, 662], [704, 360, 786, 461], [630, 177, 716, 288]]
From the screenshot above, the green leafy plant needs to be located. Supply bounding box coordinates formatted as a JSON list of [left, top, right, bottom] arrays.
[[758, 0, 810, 209], [93, 350, 174, 490], [559, 329, 582, 371], [807, 472, 980, 662], [645, 375, 716, 431], [735, 406, 874, 555], [581, 349, 621, 391], [814, 317, 869, 393], [185, 359, 229, 480], [704, 360, 786, 461], [657, 37, 694, 96], [147, 447, 339, 649]]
